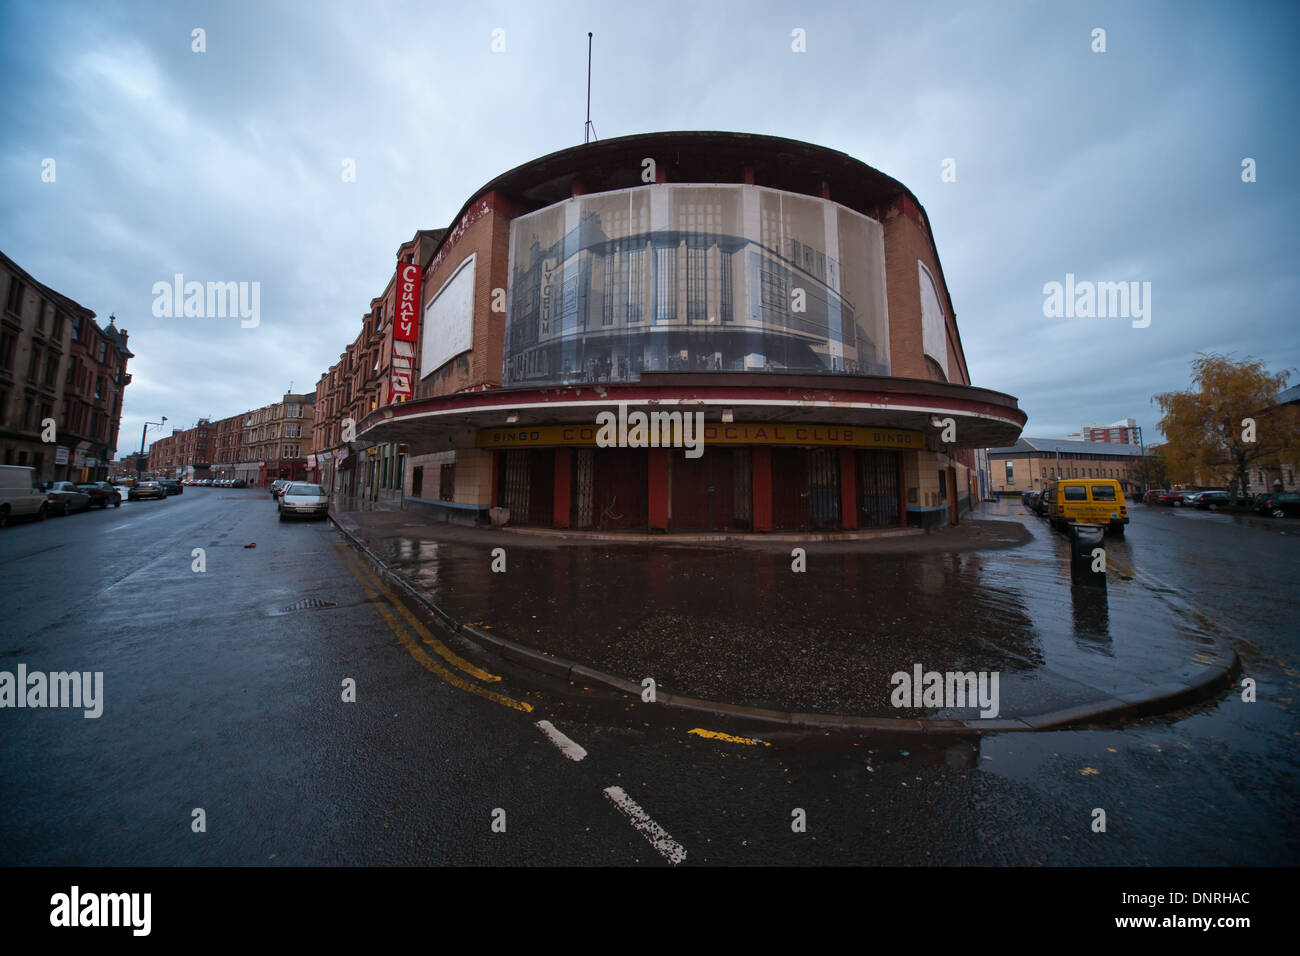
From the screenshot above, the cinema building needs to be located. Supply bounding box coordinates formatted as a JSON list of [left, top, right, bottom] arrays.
[[349, 132, 1025, 532]]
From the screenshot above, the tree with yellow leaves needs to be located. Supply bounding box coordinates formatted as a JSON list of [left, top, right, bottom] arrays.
[[1154, 354, 1296, 501]]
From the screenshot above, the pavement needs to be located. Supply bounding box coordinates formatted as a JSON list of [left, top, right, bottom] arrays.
[[330, 502, 1241, 732]]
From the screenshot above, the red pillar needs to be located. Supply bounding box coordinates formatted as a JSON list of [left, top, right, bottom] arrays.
[[648, 448, 669, 531], [553, 449, 571, 528], [840, 448, 857, 530], [752, 446, 772, 531]]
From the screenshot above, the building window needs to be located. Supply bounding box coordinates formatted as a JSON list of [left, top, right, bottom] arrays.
[[439, 463, 455, 501], [938, 469, 948, 498], [654, 244, 677, 322], [1005, 461, 1014, 484], [720, 253, 733, 323], [72, 315, 81, 341], [53, 313, 64, 340], [627, 245, 645, 323], [43, 354, 57, 388], [0, 330, 15, 370], [35, 301, 45, 330], [411, 466, 423, 498], [97, 340, 107, 363], [27, 346, 41, 379], [686, 243, 706, 324], [6, 278, 23, 315]]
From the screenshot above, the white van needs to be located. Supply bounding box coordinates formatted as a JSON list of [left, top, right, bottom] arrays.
[[0, 464, 48, 526]]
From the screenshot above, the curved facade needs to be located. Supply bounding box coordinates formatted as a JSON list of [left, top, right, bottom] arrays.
[[324, 132, 1026, 532], [503, 184, 889, 386]]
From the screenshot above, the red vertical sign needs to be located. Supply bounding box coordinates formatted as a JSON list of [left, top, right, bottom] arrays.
[[390, 262, 421, 402]]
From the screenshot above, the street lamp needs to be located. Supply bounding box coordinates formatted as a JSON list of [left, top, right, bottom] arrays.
[[140, 416, 167, 473]]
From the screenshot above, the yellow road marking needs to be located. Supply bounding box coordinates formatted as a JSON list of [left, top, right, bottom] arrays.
[[337, 545, 501, 683], [334, 544, 532, 713], [688, 728, 770, 747]]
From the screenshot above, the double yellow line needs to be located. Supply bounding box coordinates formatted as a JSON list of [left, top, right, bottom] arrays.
[[333, 542, 533, 713]]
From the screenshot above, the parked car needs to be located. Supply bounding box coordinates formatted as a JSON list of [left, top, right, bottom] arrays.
[[129, 480, 168, 501], [1255, 493, 1300, 518], [231, 478, 247, 488], [44, 481, 91, 515], [1020, 489, 1038, 511], [1042, 478, 1129, 535], [1158, 489, 1195, 507], [271, 479, 291, 499], [0, 464, 48, 525], [1192, 491, 1230, 510], [158, 479, 183, 496], [76, 481, 122, 508], [279, 482, 329, 520], [1144, 488, 1165, 505]]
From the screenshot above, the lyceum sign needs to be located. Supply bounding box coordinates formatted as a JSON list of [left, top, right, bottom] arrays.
[[390, 261, 421, 402]]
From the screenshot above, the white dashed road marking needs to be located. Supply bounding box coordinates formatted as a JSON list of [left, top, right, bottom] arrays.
[[535, 720, 587, 761], [603, 786, 687, 865]]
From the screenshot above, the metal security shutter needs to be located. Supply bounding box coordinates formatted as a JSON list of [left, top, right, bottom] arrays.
[[807, 447, 841, 530], [573, 448, 594, 528], [857, 450, 899, 527], [503, 450, 530, 523]]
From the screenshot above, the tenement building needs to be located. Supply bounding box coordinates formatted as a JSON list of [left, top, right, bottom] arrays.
[[1, 251, 132, 482], [239, 393, 315, 486], [342, 132, 1025, 530]]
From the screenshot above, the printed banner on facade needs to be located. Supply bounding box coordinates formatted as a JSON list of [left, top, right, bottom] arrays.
[[477, 423, 923, 450]]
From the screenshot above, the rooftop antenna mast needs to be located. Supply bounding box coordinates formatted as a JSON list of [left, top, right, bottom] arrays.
[[583, 32, 597, 144]]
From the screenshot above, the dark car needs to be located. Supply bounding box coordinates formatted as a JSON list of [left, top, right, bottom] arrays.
[[1193, 490, 1230, 510], [1255, 493, 1300, 518], [129, 481, 168, 501], [159, 479, 183, 496], [271, 479, 290, 499], [1158, 490, 1195, 507], [1144, 488, 1165, 505], [231, 478, 247, 488], [76, 481, 122, 508]]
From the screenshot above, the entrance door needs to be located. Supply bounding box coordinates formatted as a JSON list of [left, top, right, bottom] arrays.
[[671, 448, 737, 530], [771, 448, 806, 530], [528, 449, 555, 525], [592, 448, 648, 529]]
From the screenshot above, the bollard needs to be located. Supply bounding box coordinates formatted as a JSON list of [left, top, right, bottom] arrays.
[[1069, 523, 1107, 587]]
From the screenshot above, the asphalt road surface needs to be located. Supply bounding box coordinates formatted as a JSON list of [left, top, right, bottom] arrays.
[[1, 490, 1296, 865]]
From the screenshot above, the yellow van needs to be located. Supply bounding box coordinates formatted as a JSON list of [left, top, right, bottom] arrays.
[[1043, 478, 1129, 536]]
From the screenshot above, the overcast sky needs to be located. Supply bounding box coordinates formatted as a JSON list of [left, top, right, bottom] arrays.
[[2, 0, 1296, 456]]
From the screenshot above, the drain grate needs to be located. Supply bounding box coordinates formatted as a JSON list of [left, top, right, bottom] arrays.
[[282, 598, 338, 612]]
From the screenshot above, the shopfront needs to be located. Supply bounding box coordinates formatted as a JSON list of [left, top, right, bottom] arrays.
[[482, 424, 915, 533]]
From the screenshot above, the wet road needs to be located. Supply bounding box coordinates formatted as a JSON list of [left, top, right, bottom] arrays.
[[1, 491, 1296, 865]]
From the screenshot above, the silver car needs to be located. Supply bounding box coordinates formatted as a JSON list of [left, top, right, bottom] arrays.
[[278, 482, 329, 520], [45, 481, 91, 515]]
